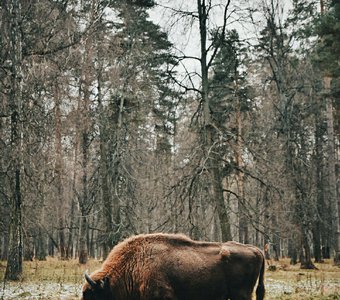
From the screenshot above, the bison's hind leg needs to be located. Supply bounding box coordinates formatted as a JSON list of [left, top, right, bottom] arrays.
[[256, 283, 265, 300]]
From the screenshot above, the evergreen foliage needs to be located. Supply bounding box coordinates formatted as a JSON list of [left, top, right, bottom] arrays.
[[314, 0, 340, 77]]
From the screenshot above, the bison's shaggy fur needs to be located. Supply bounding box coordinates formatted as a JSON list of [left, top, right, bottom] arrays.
[[82, 233, 265, 300]]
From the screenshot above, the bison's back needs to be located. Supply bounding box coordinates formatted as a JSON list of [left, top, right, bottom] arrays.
[[144, 242, 228, 300], [150, 241, 264, 300]]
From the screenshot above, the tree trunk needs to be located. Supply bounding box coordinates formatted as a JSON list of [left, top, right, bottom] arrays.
[[301, 229, 318, 269], [77, 18, 93, 263], [69, 102, 81, 260], [312, 225, 322, 263], [272, 215, 280, 261], [313, 104, 324, 263], [55, 85, 66, 259], [97, 70, 113, 259], [48, 233, 55, 257], [4, 0, 23, 281], [1, 233, 9, 261], [320, 0, 340, 267], [23, 235, 34, 261], [324, 77, 340, 265], [212, 160, 232, 241], [0, 112, 9, 262], [66, 196, 76, 259], [235, 95, 248, 244], [78, 214, 88, 264], [288, 236, 298, 265], [100, 143, 112, 259], [198, 0, 231, 241], [36, 227, 47, 261], [78, 128, 90, 264]]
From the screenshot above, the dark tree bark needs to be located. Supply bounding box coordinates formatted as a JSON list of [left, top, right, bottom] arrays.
[[1, 233, 9, 261], [78, 119, 91, 264], [77, 19, 91, 265], [55, 84, 66, 259], [97, 67, 113, 259], [48, 234, 55, 257], [313, 106, 325, 263], [66, 197, 76, 259], [312, 225, 322, 263], [324, 77, 340, 265], [301, 229, 318, 269], [36, 227, 47, 261], [78, 213, 88, 264], [3, 0, 24, 281], [288, 236, 298, 265], [319, 0, 340, 266], [235, 91, 248, 244]]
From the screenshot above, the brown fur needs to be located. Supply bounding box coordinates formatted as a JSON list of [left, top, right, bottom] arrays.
[[82, 233, 265, 300]]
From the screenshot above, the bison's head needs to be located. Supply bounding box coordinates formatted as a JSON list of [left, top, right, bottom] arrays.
[[81, 272, 112, 300]]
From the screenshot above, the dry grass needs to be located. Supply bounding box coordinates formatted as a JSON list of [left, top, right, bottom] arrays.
[[264, 258, 340, 299], [1, 257, 102, 283], [0, 258, 102, 300], [0, 258, 339, 299]]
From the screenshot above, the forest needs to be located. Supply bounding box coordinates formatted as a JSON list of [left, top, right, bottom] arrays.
[[0, 0, 339, 292]]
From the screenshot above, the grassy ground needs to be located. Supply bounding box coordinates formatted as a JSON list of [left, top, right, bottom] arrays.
[[0, 258, 339, 299], [264, 259, 340, 299]]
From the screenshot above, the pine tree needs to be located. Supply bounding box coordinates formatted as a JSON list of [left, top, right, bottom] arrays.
[[210, 29, 254, 243], [314, 0, 340, 265], [94, 0, 179, 254]]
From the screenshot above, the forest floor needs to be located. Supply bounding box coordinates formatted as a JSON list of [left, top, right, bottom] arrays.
[[0, 258, 339, 299]]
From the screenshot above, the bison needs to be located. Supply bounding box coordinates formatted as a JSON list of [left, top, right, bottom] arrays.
[[82, 233, 265, 300]]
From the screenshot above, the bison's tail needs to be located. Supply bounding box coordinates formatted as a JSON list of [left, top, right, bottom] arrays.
[[256, 251, 265, 300]]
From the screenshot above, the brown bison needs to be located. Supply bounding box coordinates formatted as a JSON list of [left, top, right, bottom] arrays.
[[82, 233, 265, 300]]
